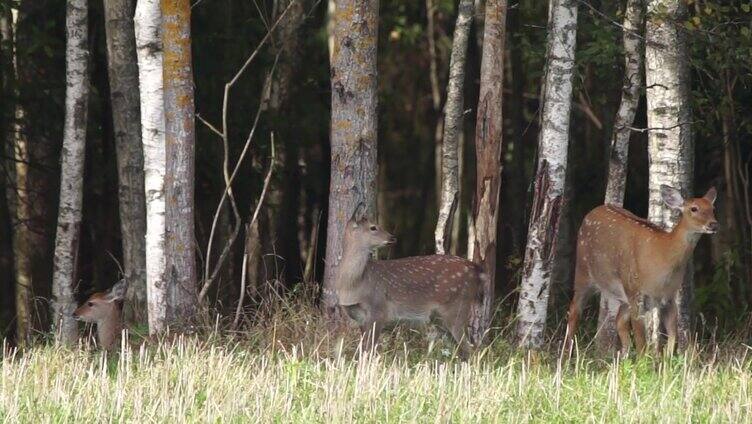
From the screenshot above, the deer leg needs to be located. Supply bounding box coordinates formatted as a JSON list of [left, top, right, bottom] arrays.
[[564, 282, 589, 355], [615, 302, 632, 357], [630, 299, 646, 355], [360, 320, 383, 352], [662, 300, 678, 356], [447, 318, 473, 360]]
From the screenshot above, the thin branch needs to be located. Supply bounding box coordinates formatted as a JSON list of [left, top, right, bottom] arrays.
[[617, 121, 695, 133], [196, 114, 223, 138], [232, 238, 250, 330], [200, 53, 281, 302], [198, 3, 296, 303]]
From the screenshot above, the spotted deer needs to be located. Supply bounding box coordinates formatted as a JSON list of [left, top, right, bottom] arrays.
[[72, 280, 127, 351], [332, 215, 487, 356], [564, 185, 718, 356]]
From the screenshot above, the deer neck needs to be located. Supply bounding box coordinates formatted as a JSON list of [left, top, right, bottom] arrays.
[[666, 217, 700, 265], [97, 307, 122, 351], [334, 242, 372, 293]]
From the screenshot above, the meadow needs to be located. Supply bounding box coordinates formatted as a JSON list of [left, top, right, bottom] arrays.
[[2, 294, 752, 423]]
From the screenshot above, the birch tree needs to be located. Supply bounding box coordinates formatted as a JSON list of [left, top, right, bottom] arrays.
[[645, 0, 693, 346], [135, 0, 168, 333], [162, 0, 198, 324], [323, 0, 379, 313], [469, 0, 506, 343], [435, 0, 474, 255], [52, 0, 89, 345], [103, 0, 147, 323], [597, 0, 644, 351], [516, 0, 577, 349]]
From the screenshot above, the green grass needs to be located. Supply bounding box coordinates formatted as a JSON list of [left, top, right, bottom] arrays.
[[2, 296, 752, 423]]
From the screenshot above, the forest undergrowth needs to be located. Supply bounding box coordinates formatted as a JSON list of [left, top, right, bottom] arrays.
[[2, 286, 752, 423]]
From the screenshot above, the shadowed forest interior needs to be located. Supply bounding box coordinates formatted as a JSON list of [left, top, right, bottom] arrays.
[[1, 0, 751, 348]]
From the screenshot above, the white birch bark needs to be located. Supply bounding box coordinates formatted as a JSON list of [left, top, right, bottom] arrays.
[[645, 0, 693, 346], [435, 0, 474, 255], [52, 0, 89, 345], [516, 0, 577, 349], [135, 0, 168, 334], [597, 0, 644, 351]]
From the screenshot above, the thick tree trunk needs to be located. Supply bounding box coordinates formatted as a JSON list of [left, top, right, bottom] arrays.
[[435, 0, 474, 255], [103, 0, 147, 323], [162, 0, 198, 325], [645, 0, 693, 347], [52, 0, 89, 345], [516, 0, 577, 349], [469, 0, 506, 344], [135, 0, 168, 335], [323, 0, 379, 313], [597, 0, 645, 352]]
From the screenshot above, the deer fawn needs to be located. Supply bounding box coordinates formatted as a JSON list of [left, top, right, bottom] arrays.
[[73, 280, 127, 351], [332, 215, 487, 357], [564, 185, 718, 356]]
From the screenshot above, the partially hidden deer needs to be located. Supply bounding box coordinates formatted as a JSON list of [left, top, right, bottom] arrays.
[[331, 215, 488, 356], [73, 280, 127, 351], [564, 185, 718, 356]]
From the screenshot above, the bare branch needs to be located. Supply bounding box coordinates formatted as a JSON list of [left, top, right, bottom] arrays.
[[195, 114, 223, 138], [618, 121, 695, 133]]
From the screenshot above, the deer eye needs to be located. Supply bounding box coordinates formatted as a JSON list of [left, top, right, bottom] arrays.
[[87, 302, 94, 307], [369, 225, 377, 231], [690, 206, 698, 213]]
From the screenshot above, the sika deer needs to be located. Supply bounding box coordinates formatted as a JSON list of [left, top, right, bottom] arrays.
[[73, 280, 127, 351], [564, 185, 718, 356], [332, 216, 487, 356]]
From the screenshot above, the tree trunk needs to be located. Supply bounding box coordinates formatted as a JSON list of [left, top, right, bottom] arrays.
[[507, 4, 527, 255], [644, 0, 693, 348], [162, 0, 198, 325], [103, 0, 147, 323], [435, 0, 474, 255], [52, 0, 89, 345], [136, 0, 168, 335], [262, 0, 305, 286], [516, 0, 577, 349], [469, 0, 506, 344], [323, 0, 379, 313], [597, 0, 645, 352], [1, 5, 34, 347]]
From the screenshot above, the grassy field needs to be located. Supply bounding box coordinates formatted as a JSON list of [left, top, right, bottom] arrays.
[[2, 297, 752, 423]]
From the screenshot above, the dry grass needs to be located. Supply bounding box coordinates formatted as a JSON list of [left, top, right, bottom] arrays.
[[2, 292, 752, 423]]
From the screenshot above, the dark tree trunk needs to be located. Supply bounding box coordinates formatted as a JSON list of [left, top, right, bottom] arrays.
[[103, 0, 147, 323], [322, 0, 379, 315], [469, 0, 507, 344]]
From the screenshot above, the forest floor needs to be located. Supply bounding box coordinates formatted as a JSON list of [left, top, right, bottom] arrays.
[[2, 292, 752, 422]]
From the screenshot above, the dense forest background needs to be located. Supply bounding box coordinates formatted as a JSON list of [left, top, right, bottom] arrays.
[[1, 0, 751, 345]]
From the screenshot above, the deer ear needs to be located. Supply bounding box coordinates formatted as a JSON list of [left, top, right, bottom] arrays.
[[703, 187, 717, 205], [106, 280, 127, 302], [660, 185, 684, 210]]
